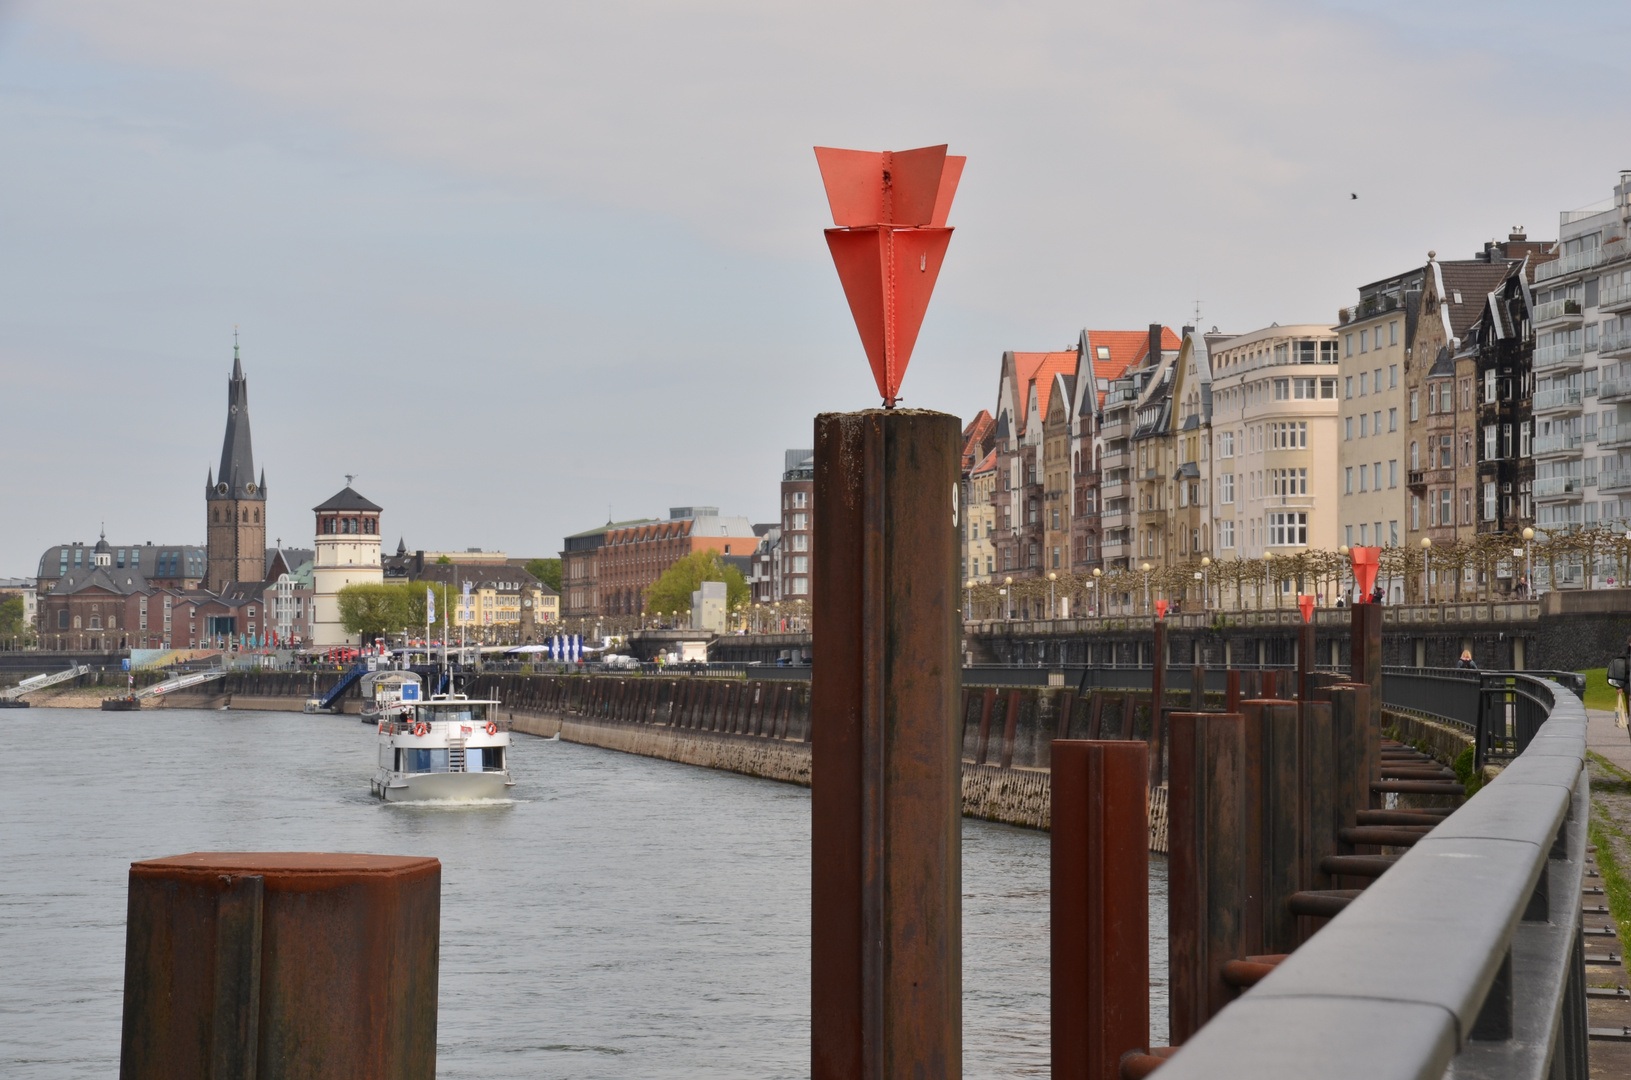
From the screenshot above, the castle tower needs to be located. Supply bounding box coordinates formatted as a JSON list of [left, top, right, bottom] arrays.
[[205, 339, 267, 592], [310, 482, 384, 647]]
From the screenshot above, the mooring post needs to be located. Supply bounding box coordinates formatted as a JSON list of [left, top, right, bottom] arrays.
[[1189, 664, 1205, 711], [1297, 620, 1315, 702], [120, 852, 440, 1080], [811, 410, 962, 1080], [1329, 684, 1374, 837], [1298, 699, 1337, 924], [1168, 711, 1257, 1044], [1224, 669, 1241, 714], [1349, 601, 1384, 806], [1150, 619, 1168, 789], [1241, 699, 1303, 954], [1051, 740, 1149, 1080]]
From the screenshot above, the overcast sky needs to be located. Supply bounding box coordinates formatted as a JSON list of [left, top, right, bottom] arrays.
[[3, 1, 1629, 576]]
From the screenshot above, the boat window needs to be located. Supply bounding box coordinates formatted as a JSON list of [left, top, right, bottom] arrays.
[[470, 746, 504, 772], [401, 748, 448, 773]]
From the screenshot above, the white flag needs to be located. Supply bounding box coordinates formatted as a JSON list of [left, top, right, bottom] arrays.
[[426, 587, 435, 624]]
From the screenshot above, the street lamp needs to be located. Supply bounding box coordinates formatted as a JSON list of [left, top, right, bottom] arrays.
[[1140, 562, 1152, 614], [964, 579, 975, 622], [1091, 567, 1102, 617], [1048, 571, 1058, 620], [1421, 536, 1433, 604], [1003, 576, 1013, 620], [1200, 555, 1211, 610], [1521, 526, 1535, 596], [1263, 549, 1273, 609]]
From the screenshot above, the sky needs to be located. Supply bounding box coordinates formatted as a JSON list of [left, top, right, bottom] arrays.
[[3, 0, 1630, 576]]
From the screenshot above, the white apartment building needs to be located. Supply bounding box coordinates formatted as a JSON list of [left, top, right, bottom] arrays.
[[1533, 174, 1631, 535], [1337, 268, 1420, 553], [1205, 326, 1341, 568]]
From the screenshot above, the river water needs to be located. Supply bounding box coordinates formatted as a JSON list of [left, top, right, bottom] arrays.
[[0, 707, 1166, 1078]]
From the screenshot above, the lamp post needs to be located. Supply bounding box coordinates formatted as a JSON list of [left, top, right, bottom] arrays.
[[1003, 576, 1013, 620], [1338, 544, 1350, 604], [1522, 526, 1535, 595], [1421, 537, 1433, 604], [1200, 555, 1211, 610], [964, 579, 974, 622], [1091, 566, 1102, 617], [1048, 571, 1058, 620], [1263, 550, 1273, 610], [1140, 562, 1152, 614]]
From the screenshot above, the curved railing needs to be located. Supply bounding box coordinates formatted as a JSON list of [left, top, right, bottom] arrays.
[[1158, 672, 1591, 1080]]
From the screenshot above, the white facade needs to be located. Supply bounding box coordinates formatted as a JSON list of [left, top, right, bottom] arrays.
[[1338, 270, 1418, 554], [310, 492, 384, 647]]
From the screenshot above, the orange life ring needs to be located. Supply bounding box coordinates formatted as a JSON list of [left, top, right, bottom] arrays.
[[413, 722, 429, 737], [485, 721, 498, 736]]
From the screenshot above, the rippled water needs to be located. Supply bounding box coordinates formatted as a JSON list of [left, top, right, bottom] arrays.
[[0, 708, 1165, 1078]]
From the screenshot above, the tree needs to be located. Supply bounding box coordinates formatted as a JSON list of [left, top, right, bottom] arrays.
[[525, 558, 563, 592], [647, 550, 750, 615], [338, 582, 421, 638], [0, 595, 30, 643], [435, 555, 453, 565]]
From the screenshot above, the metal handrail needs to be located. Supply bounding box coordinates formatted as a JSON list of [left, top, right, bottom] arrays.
[[1157, 677, 1590, 1080]]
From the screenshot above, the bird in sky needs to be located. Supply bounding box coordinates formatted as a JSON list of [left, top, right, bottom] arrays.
[[1351, 193, 1359, 199]]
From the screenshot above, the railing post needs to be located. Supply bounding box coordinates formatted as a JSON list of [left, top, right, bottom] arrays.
[[810, 410, 962, 1080], [1051, 741, 1149, 1080]]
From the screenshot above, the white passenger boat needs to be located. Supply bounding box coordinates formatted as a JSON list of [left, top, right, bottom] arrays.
[[371, 692, 514, 802]]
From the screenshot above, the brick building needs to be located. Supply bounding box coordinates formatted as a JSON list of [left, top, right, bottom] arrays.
[[594, 507, 758, 617]]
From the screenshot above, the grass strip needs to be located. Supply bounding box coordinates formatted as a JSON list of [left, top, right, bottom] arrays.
[[1577, 667, 1619, 712], [1587, 750, 1631, 948]]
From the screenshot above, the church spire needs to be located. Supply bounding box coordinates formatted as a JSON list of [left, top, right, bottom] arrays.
[[212, 335, 260, 501]]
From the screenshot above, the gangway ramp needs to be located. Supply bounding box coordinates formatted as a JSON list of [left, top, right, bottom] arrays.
[[0, 664, 90, 701], [138, 668, 228, 699]]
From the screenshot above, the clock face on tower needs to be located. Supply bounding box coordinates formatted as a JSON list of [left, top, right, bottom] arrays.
[[246, 483, 256, 494], [216, 482, 228, 495]]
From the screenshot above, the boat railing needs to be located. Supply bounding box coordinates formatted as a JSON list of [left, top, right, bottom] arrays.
[[378, 717, 512, 736]]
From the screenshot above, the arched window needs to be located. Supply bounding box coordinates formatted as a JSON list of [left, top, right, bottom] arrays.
[[213, 509, 219, 523], [253, 510, 259, 523], [242, 508, 248, 523]]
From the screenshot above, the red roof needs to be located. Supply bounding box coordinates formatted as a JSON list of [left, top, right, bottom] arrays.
[[1011, 351, 1076, 433], [970, 448, 997, 474], [961, 410, 994, 472], [1084, 328, 1179, 408]]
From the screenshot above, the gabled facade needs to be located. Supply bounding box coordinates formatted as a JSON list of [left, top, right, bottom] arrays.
[[1459, 256, 1541, 550], [1089, 326, 1179, 572], [1168, 330, 1213, 574], [1337, 266, 1422, 552]]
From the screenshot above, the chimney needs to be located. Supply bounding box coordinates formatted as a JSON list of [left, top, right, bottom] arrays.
[[1181, 325, 1194, 340], [1148, 323, 1162, 366], [1509, 228, 1527, 242]]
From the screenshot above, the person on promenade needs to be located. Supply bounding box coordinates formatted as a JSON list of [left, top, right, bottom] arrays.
[[1456, 649, 1477, 670]]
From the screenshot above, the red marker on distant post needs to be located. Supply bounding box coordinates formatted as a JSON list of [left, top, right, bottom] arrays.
[[815, 145, 965, 406]]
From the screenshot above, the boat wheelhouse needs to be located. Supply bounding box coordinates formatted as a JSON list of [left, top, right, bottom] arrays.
[[372, 693, 514, 802]]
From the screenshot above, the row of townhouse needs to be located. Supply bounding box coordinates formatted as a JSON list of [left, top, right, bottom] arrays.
[[962, 173, 1631, 611]]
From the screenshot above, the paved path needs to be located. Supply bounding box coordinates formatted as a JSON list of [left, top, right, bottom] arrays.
[[1586, 708, 1631, 774]]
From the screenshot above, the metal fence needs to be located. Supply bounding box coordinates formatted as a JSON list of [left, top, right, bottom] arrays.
[[1159, 673, 1591, 1080]]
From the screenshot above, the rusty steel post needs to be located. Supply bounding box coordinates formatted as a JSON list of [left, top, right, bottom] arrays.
[[1167, 712, 1257, 1044], [1297, 621, 1315, 702], [1224, 669, 1241, 714], [1329, 684, 1373, 836], [120, 852, 440, 1080], [1259, 668, 1277, 699], [1149, 619, 1167, 789], [811, 410, 962, 1080], [1000, 689, 1023, 769], [976, 687, 997, 764], [1349, 601, 1384, 798], [1189, 664, 1205, 711], [1242, 699, 1302, 954], [1051, 741, 1149, 1080], [1298, 699, 1337, 928]]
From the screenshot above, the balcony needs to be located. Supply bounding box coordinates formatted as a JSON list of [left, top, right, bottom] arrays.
[[1601, 278, 1631, 312], [1097, 417, 1131, 441], [1099, 445, 1131, 467], [1601, 469, 1631, 494], [1601, 425, 1631, 450], [1533, 342, 1584, 372], [1532, 431, 1583, 456], [1534, 244, 1608, 283], [1533, 385, 1583, 412], [1407, 470, 1425, 489], [1533, 297, 1583, 325], [1533, 475, 1584, 499], [1601, 331, 1631, 358]]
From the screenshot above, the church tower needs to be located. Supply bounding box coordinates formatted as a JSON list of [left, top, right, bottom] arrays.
[[205, 338, 268, 592]]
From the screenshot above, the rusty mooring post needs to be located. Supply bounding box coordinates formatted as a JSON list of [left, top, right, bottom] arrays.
[[1298, 699, 1337, 924], [1329, 684, 1374, 836], [1224, 669, 1241, 714], [120, 852, 440, 1080], [1051, 740, 1149, 1080], [1149, 619, 1167, 789], [1241, 699, 1302, 954], [1349, 600, 1384, 750], [811, 410, 962, 1080], [1297, 621, 1315, 702], [1168, 711, 1258, 1044]]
